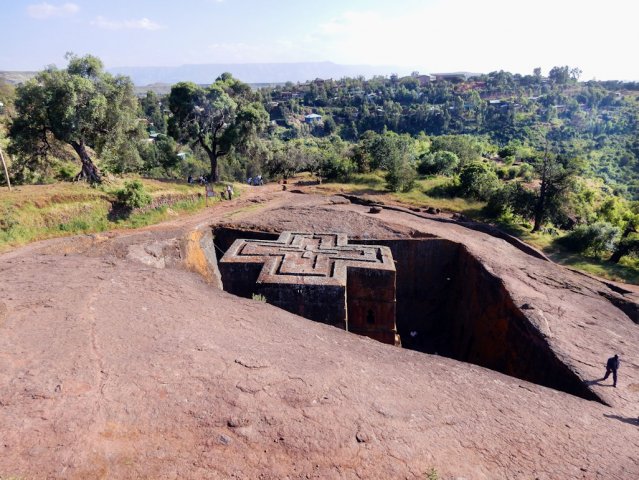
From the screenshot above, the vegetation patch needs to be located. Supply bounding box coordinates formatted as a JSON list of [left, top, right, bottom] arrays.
[[4, 54, 639, 283], [116, 180, 152, 210], [0, 179, 232, 252]]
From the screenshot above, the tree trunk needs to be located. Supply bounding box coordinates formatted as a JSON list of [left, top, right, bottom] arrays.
[[0, 146, 11, 191], [532, 206, 543, 232], [208, 150, 219, 183], [71, 141, 101, 183], [609, 226, 636, 263], [532, 158, 548, 232], [199, 136, 220, 183], [532, 189, 545, 232], [609, 247, 627, 264]]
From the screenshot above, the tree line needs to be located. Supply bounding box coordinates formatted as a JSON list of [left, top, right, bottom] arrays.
[[3, 55, 639, 264]]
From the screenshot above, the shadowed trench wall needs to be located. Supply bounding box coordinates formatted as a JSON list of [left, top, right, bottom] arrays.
[[213, 226, 602, 403], [357, 239, 601, 402]]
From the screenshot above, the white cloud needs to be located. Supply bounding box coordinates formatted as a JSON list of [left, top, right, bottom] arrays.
[[27, 2, 79, 19], [91, 16, 163, 31]]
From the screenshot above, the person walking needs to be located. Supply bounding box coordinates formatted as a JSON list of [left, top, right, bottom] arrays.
[[226, 184, 233, 200], [603, 354, 620, 387]]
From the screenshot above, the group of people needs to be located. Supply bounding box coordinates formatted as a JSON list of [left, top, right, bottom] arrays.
[[247, 175, 264, 186], [187, 174, 210, 185], [187, 175, 234, 200], [188, 174, 265, 189]]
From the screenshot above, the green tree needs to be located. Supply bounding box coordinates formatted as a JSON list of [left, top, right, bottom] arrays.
[[558, 222, 620, 256], [168, 74, 268, 182], [531, 149, 579, 232], [609, 237, 639, 263], [265, 139, 321, 179], [418, 150, 459, 176], [0, 79, 16, 116], [548, 66, 571, 85], [140, 91, 167, 134], [141, 135, 179, 176], [430, 135, 484, 166], [8, 54, 141, 183], [318, 151, 355, 181], [609, 212, 639, 262], [386, 154, 417, 192], [533, 67, 542, 80], [458, 161, 499, 200], [486, 182, 536, 218]]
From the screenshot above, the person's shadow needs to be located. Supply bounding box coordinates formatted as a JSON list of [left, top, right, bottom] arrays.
[[585, 378, 614, 387], [604, 414, 639, 426]]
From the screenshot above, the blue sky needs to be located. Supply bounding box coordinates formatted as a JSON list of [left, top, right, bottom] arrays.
[[2, 0, 638, 80]]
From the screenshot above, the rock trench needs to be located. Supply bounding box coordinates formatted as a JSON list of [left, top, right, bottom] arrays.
[[211, 225, 602, 403]]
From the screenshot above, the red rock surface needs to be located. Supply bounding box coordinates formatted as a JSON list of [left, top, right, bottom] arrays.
[[1, 187, 639, 479], [237, 194, 639, 412]]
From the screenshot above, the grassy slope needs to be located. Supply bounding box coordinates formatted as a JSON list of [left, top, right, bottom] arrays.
[[313, 172, 484, 215], [0, 178, 240, 253], [490, 215, 639, 284]]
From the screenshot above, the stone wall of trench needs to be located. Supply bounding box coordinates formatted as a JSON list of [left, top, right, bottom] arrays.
[[358, 238, 602, 402], [213, 226, 602, 402]]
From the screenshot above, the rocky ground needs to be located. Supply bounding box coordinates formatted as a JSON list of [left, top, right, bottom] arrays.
[[1, 184, 638, 479]]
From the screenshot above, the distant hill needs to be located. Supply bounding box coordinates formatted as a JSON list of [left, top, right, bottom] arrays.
[[1, 63, 471, 92], [132, 82, 285, 96], [0, 71, 37, 85], [132, 83, 172, 96], [0, 73, 279, 96], [108, 61, 410, 85]]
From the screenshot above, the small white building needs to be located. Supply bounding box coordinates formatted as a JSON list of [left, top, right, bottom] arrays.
[[304, 113, 322, 124]]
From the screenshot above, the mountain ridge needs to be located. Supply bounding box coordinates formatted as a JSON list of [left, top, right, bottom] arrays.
[[107, 61, 411, 85], [0, 64, 485, 88]]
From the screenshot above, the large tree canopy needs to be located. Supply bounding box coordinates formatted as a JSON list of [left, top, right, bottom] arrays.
[[8, 54, 141, 183], [168, 73, 268, 182]]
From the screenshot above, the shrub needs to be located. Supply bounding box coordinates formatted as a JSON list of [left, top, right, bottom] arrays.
[[458, 161, 499, 200], [417, 150, 459, 176], [518, 163, 534, 181], [557, 222, 620, 255], [0, 205, 18, 232], [56, 163, 77, 181], [485, 184, 511, 217], [386, 159, 417, 192], [425, 467, 440, 480], [319, 153, 355, 181], [116, 180, 152, 209], [430, 134, 483, 166], [59, 219, 90, 232], [485, 182, 536, 219], [498, 144, 518, 159], [496, 167, 508, 179]]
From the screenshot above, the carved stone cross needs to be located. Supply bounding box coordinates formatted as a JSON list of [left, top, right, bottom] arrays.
[[219, 231, 399, 345]]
